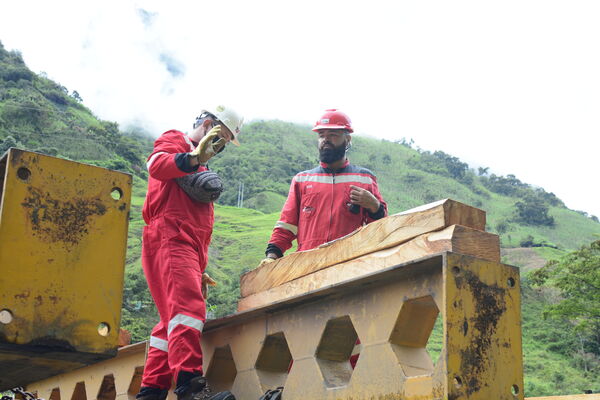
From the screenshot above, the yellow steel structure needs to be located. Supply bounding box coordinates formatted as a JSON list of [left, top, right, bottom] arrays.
[[25, 341, 598, 400], [25, 341, 147, 400], [0, 148, 132, 389], [527, 397, 600, 400], [199, 253, 523, 399], [28, 252, 525, 399]]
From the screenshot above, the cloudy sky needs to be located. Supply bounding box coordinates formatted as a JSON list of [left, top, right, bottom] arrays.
[[1, 1, 599, 218]]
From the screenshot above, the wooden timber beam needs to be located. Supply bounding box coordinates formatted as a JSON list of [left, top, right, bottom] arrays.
[[238, 224, 499, 312], [240, 199, 486, 298]]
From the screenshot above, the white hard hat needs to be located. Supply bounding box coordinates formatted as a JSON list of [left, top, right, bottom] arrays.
[[199, 105, 244, 146]]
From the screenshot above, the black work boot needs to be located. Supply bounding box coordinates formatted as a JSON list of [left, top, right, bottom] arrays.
[[136, 387, 168, 400], [175, 375, 235, 400]]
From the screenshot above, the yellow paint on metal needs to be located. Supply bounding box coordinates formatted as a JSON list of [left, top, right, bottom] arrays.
[[0, 149, 132, 388], [444, 253, 524, 400], [24, 252, 592, 399], [28, 253, 526, 399], [527, 396, 600, 400], [27, 342, 149, 400], [26, 341, 598, 400]]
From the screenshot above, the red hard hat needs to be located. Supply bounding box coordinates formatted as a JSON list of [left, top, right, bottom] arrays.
[[312, 109, 353, 133]]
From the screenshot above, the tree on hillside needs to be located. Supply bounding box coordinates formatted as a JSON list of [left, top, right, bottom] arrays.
[[514, 194, 555, 226], [482, 173, 528, 196], [71, 90, 83, 102], [409, 150, 469, 180], [0, 136, 21, 154], [530, 240, 600, 368]]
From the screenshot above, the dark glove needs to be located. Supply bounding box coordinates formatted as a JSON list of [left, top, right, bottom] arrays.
[[176, 171, 223, 203]]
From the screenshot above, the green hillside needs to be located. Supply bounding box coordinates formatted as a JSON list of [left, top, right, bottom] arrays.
[[0, 42, 154, 177], [209, 125, 598, 250], [1, 40, 599, 396]]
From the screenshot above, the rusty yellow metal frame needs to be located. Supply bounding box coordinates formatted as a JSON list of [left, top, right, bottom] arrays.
[[26, 341, 147, 400], [29, 252, 525, 399], [527, 397, 600, 400], [200, 253, 524, 399], [0, 149, 132, 389], [25, 342, 598, 400]]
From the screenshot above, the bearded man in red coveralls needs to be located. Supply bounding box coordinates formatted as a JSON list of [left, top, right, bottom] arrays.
[[136, 106, 242, 400], [264, 109, 387, 260], [261, 109, 387, 372]]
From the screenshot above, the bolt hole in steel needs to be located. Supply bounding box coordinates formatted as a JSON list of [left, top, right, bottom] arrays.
[[453, 376, 463, 389], [0, 309, 14, 324], [507, 277, 516, 288], [110, 187, 123, 200], [512, 384, 520, 395], [451, 266, 461, 275], [17, 167, 31, 181], [98, 322, 111, 337]]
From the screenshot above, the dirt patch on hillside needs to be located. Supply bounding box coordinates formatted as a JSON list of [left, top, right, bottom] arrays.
[[501, 247, 547, 272]]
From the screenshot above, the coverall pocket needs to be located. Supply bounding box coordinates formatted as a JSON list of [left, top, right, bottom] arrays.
[[143, 217, 194, 256], [165, 222, 209, 269], [142, 224, 163, 256], [300, 193, 317, 220], [168, 222, 199, 251]]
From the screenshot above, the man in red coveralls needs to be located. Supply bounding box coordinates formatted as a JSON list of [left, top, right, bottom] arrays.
[[137, 106, 242, 400], [264, 109, 387, 260], [262, 109, 387, 372]]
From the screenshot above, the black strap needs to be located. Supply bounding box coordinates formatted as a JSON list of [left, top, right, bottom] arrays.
[[259, 386, 283, 400]]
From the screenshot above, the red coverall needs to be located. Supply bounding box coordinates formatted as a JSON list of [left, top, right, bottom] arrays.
[[141, 129, 213, 389], [268, 159, 387, 254], [267, 159, 387, 370]]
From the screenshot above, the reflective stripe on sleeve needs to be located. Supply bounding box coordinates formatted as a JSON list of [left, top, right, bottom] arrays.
[[167, 313, 205, 337], [146, 151, 168, 170], [334, 174, 373, 185], [183, 134, 195, 151], [274, 221, 298, 235], [149, 336, 169, 352], [294, 175, 332, 183], [294, 174, 372, 185]]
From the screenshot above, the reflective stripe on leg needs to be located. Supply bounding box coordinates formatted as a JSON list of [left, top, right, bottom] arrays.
[[168, 313, 205, 337], [150, 335, 169, 352]]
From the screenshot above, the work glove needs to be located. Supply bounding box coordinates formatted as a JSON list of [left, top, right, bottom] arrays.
[[189, 125, 227, 165], [257, 257, 277, 269], [202, 272, 217, 299]]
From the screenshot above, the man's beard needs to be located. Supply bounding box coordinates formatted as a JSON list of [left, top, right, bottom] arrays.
[[319, 142, 346, 164]]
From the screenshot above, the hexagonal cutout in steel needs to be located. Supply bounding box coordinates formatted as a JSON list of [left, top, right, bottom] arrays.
[[389, 295, 440, 377], [426, 313, 443, 367], [128, 366, 144, 399], [315, 315, 359, 388], [205, 345, 237, 393], [97, 374, 116, 400], [255, 332, 293, 392], [48, 388, 60, 400], [71, 381, 87, 400]]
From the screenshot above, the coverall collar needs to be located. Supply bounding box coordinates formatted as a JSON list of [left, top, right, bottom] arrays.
[[320, 158, 350, 173]]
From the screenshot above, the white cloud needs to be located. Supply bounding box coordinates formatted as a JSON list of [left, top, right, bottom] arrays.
[[1, 0, 599, 218]]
